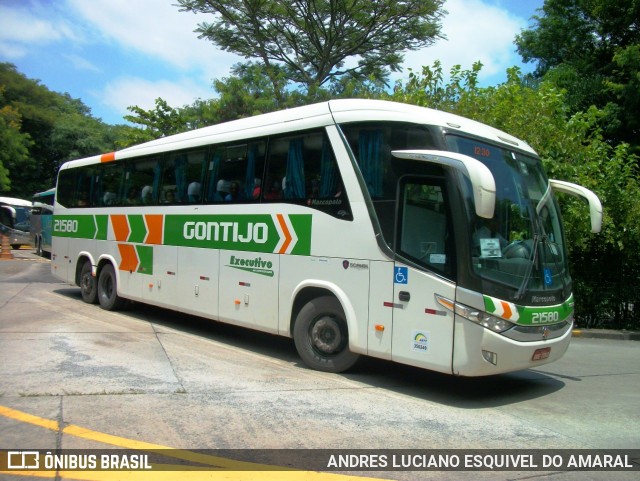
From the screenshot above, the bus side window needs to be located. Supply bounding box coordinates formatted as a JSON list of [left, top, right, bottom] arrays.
[[205, 148, 223, 202], [265, 133, 314, 201], [160, 149, 208, 204], [206, 141, 266, 203], [186, 150, 207, 203], [123, 156, 161, 205], [57, 169, 76, 207], [264, 129, 351, 219], [246, 142, 266, 200], [264, 137, 288, 201], [75, 166, 96, 207], [98, 162, 125, 206]]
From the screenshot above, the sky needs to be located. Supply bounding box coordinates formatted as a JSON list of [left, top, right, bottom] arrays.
[[0, 0, 545, 125]]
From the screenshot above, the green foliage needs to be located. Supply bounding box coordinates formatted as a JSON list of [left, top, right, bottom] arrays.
[[0, 63, 119, 197], [389, 60, 483, 111], [118, 98, 189, 148], [210, 62, 289, 120], [177, 0, 445, 97], [605, 44, 640, 147], [150, 61, 389, 132], [515, 0, 640, 151], [0, 86, 33, 192]]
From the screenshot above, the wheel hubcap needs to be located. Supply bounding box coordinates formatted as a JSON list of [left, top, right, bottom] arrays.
[[311, 316, 342, 354], [82, 274, 93, 292]]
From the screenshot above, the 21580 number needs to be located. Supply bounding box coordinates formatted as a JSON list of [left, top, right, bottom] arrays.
[[54, 219, 78, 233], [531, 311, 559, 324]]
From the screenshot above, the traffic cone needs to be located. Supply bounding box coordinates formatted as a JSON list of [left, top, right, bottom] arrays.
[[0, 234, 13, 260]]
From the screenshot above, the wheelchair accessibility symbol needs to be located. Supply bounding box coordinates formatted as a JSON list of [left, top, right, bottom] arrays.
[[395, 267, 408, 284]]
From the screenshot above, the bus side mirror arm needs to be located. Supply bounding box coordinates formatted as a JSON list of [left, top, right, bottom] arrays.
[[549, 179, 603, 233], [391, 150, 496, 219]]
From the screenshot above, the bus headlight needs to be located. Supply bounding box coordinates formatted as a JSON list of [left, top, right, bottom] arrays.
[[436, 295, 514, 333], [471, 311, 514, 333]]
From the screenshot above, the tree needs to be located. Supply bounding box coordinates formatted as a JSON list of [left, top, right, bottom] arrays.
[[0, 100, 32, 192], [118, 98, 189, 148], [515, 0, 640, 150], [0, 63, 121, 197], [177, 0, 444, 102], [208, 62, 287, 121]]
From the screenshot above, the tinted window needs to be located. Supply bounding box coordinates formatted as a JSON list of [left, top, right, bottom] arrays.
[[204, 141, 266, 202], [264, 129, 351, 219], [398, 178, 455, 279], [340, 122, 437, 242], [160, 149, 207, 204]]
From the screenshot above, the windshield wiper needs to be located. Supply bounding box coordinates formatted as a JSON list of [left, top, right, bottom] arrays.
[[514, 233, 543, 301]]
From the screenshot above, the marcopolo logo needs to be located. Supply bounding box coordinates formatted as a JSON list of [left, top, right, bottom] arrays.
[[227, 255, 274, 277]]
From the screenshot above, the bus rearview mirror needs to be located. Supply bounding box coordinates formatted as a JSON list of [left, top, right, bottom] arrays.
[[549, 179, 603, 233]]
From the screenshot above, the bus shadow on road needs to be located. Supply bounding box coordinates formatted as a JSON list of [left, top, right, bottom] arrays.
[[53, 288, 566, 410], [342, 357, 566, 409]]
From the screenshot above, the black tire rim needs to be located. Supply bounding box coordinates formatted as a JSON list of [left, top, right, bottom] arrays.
[[81, 271, 94, 295], [310, 315, 346, 355], [101, 273, 114, 301]]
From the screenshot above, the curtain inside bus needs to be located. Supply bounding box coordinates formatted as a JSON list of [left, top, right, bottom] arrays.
[[358, 130, 384, 197], [285, 138, 305, 199], [320, 137, 338, 197]]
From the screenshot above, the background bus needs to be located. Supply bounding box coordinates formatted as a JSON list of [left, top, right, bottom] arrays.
[[51, 99, 601, 376], [0, 196, 32, 249], [31, 187, 55, 256]]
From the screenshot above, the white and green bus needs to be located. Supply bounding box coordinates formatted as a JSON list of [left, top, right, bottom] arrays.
[[52, 99, 601, 376]]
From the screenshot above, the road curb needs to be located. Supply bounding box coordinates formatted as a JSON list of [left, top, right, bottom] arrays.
[[572, 329, 640, 341]]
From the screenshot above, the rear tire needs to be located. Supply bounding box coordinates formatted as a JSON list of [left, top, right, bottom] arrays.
[[80, 260, 97, 304], [293, 296, 359, 373], [97, 264, 126, 311]]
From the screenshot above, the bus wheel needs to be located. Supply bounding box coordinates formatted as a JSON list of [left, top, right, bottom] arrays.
[[79, 261, 97, 304], [293, 296, 359, 373], [97, 264, 126, 311]]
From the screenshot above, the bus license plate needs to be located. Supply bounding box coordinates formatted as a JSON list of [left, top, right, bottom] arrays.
[[532, 347, 551, 361]]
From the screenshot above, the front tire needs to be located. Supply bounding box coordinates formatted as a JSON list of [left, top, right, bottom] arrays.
[[97, 264, 126, 311], [293, 296, 359, 373], [80, 260, 97, 304]]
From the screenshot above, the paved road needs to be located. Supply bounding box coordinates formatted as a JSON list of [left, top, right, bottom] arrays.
[[1, 252, 639, 480]]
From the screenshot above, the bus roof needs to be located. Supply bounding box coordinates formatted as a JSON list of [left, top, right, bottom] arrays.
[[60, 99, 537, 170], [0, 196, 32, 207]]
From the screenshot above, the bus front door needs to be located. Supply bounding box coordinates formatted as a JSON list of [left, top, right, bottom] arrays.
[[391, 263, 456, 374], [390, 177, 457, 374]]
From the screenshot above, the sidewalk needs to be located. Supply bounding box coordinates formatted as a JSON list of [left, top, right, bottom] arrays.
[[572, 328, 640, 341]]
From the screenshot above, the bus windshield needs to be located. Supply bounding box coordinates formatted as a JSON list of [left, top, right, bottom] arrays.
[[446, 135, 570, 301]]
